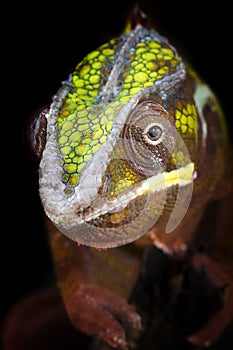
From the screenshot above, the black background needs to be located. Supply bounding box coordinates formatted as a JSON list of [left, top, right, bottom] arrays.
[[2, 0, 233, 348]]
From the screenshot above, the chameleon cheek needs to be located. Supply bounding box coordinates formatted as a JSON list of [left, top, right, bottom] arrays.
[[27, 107, 48, 159]]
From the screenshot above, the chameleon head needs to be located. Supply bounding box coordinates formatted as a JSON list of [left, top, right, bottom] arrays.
[[39, 22, 197, 248]]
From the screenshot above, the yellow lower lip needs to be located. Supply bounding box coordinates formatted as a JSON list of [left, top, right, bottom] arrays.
[[82, 162, 195, 223], [136, 162, 195, 196]]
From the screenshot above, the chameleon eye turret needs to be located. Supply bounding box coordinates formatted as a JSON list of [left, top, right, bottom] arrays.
[[27, 108, 48, 160], [121, 100, 177, 177], [39, 10, 227, 249]]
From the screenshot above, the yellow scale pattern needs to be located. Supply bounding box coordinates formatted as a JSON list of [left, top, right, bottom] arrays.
[[175, 102, 197, 135], [57, 33, 181, 194], [169, 100, 198, 168], [118, 41, 179, 97]]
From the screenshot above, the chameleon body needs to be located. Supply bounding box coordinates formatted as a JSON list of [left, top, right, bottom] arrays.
[[36, 9, 233, 350]]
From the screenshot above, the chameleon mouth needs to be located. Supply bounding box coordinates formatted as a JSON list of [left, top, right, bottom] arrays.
[[75, 162, 195, 224], [43, 161, 195, 248]]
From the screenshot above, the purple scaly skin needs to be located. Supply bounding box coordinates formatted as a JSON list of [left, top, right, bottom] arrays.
[[32, 8, 233, 349]]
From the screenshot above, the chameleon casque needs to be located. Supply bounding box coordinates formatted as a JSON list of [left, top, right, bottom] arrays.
[[13, 7, 233, 350]]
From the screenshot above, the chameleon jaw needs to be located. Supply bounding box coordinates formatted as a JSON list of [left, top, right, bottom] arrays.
[[75, 162, 195, 224], [45, 161, 195, 248]]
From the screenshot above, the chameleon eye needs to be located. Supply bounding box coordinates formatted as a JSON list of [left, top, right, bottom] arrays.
[[27, 107, 48, 159], [122, 100, 176, 176], [144, 124, 163, 144]]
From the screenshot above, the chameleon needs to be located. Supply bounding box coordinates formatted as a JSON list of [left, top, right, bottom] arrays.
[[26, 7, 233, 350]]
